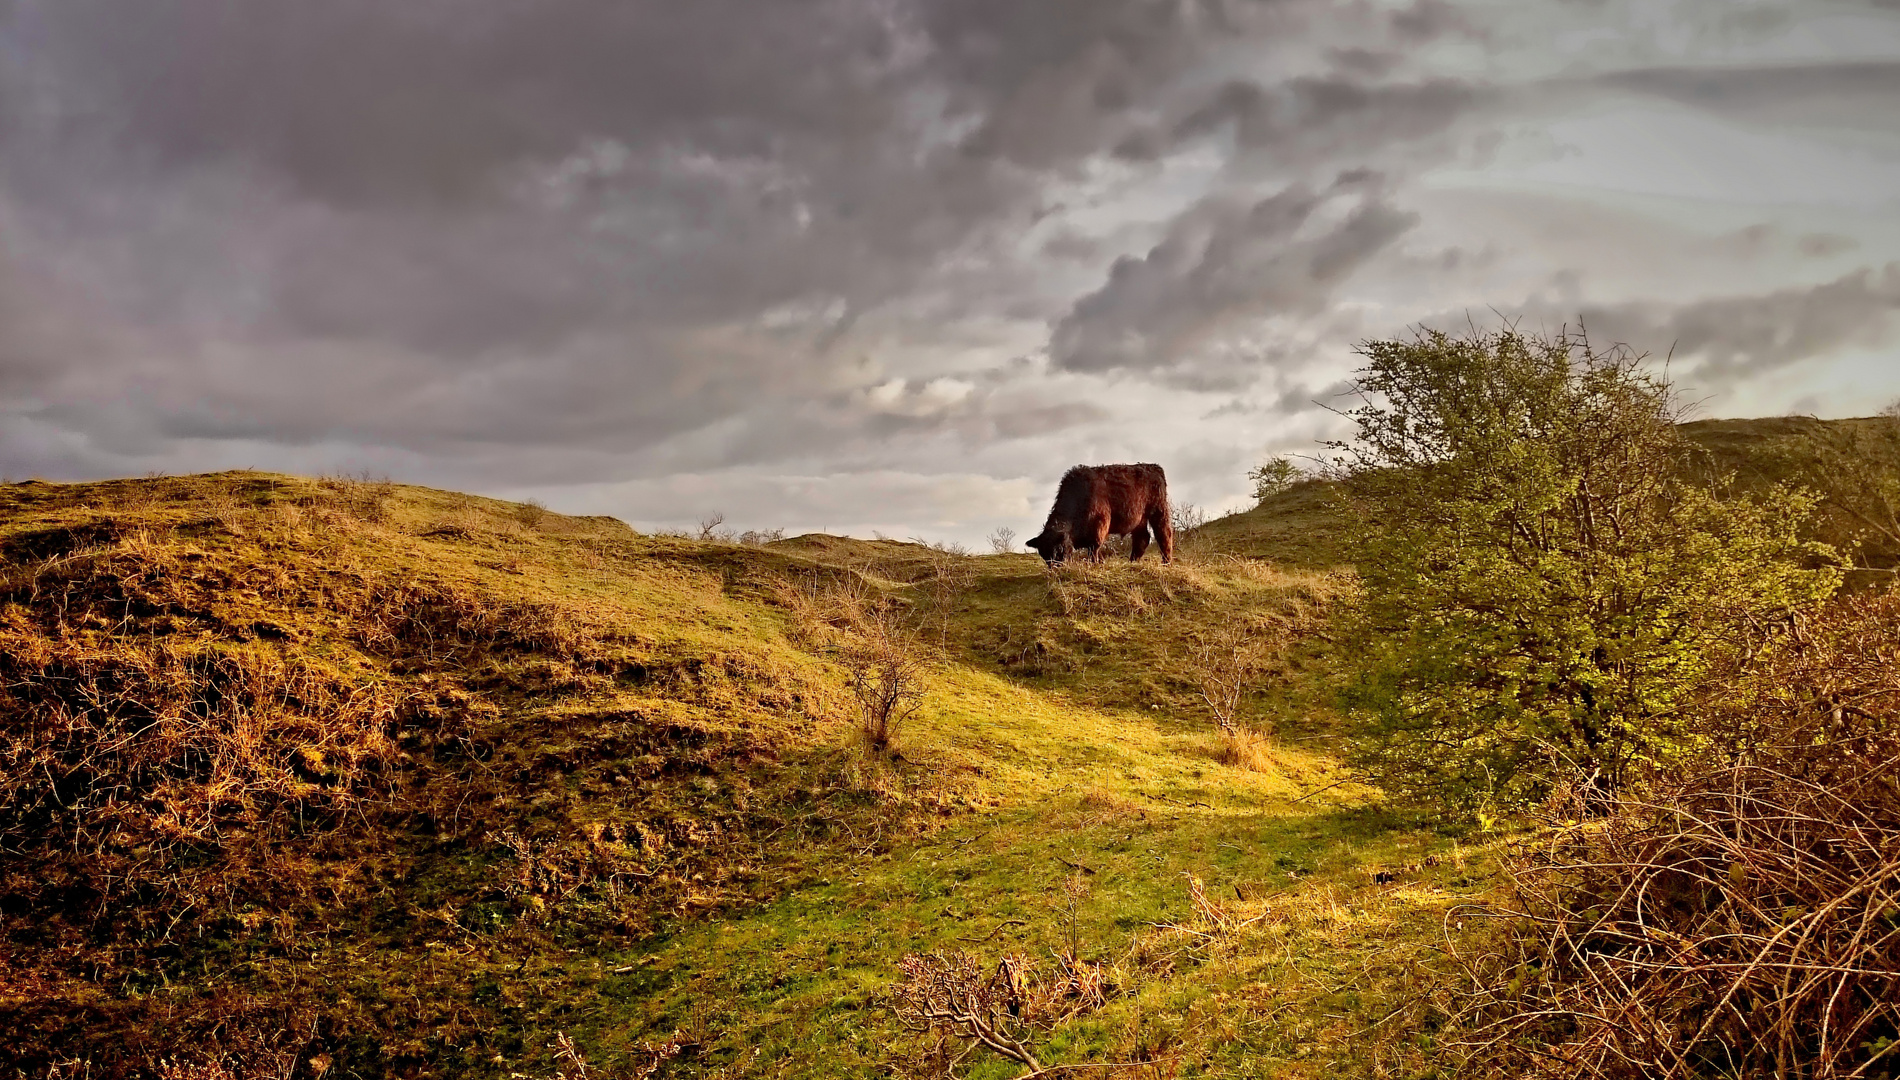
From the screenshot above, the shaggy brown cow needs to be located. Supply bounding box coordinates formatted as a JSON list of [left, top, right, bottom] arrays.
[[1026, 463, 1174, 566]]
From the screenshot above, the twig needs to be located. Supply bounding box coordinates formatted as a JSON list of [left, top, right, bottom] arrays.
[[1293, 777, 1353, 804], [1141, 792, 1213, 810], [1019, 1059, 1177, 1079], [957, 919, 1029, 944]]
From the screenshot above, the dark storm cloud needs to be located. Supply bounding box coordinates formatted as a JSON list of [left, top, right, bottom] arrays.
[[2, 0, 1893, 508], [0, 0, 1254, 480], [1577, 264, 1900, 382], [1051, 183, 1419, 374]]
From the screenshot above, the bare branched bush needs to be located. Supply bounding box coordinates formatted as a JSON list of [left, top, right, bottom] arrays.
[[1185, 623, 1282, 737], [891, 869, 1122, 1073], [316, 471, 395, 524], [987, 525, 1016, 554], [841, 608, 927, 759], [919, 546, 977, 648], [513, 499, 548, 529], [891, 952, 1047, 1071], [1454, 589, 1900, 1079], [547, 1032, 681, 1080], [770, 564, 880, 649], [697, 512, 728, 542], [1170, 502, 1205, 536]]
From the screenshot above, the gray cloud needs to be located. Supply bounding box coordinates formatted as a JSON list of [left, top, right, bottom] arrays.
[[0, 0, 1896, 540], [1051, 183, 1419, 374], [1, 0, 1210, 479], [1112, 73, 1489, 165], [1389, 0, 1481, 43], [1578, 264, 1900, 381], [0, 0, 1492, 486], [1602, 61, 1900, 126]]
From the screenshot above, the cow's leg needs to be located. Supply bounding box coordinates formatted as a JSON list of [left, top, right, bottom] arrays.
[[1087, 515, 1111, 564], [1152, 508, 1174, 564], [1129, 524, 1151, 561]]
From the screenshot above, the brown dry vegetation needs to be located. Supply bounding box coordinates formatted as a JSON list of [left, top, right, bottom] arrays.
[[3, 469, 1357, 1079], [1452, 589, 1900, 1079], [0, 473, 973, 1076]]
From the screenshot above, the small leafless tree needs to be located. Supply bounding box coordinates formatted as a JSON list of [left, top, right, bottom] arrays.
[[696, 512, 727, 542], [1170, 501, 1205, 536], [841, 609, 927, 758], [919, 546, 977, 648], [1169, 501, 1207, 559], [987, 525, 1016, 554], [1187, 625, 1278, 736]]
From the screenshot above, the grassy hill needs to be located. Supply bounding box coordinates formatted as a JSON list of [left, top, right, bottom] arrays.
[[0, 471, 1473, 1080], [1196, 413, 1900, 572], [5, 414, 1888, 1079]]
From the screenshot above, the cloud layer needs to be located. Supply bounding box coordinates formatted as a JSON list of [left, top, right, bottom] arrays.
[[2, 0, 1898, 539]]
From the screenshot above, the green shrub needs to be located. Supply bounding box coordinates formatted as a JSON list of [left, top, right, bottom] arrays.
[[1333, 326, 1838, 812], [1247, 456, 1302, 503]]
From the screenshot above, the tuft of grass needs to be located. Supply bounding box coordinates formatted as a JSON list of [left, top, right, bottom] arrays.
[[513, 498, 549, 530], [1214, 725, 1277, 772]]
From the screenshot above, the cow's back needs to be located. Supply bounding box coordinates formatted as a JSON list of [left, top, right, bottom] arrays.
[[1052, 463, 1167, 532]]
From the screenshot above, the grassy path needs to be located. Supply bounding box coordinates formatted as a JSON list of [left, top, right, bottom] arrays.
[[546, 692, 1490, 1078]]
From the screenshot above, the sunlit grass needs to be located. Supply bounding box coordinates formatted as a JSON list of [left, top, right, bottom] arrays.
[[2, 468, 1477, 1079]]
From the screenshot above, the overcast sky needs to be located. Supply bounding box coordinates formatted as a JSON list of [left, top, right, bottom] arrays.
[[3, 0, 1899, 543]]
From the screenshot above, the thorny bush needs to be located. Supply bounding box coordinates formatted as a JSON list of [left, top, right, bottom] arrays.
[[1454, 589, 1900, 1079]]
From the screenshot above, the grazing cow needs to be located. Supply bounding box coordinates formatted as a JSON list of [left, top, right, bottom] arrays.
[[1026, 463, 1174, 566]]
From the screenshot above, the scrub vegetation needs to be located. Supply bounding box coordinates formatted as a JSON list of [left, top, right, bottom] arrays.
[[4, 334, 1899, 1079]]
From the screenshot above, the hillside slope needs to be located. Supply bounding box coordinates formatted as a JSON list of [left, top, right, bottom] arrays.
[[2, 471, 1472, 1080], [1196, 414, 1900, 572], [7, 414, 1890, 1078]]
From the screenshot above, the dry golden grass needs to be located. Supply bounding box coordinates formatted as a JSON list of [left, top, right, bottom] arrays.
[[1214, 725, 1277, 772]]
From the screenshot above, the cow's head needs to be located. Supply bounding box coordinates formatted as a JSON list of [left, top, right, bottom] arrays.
[[1025, 530, 1072, 566]]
